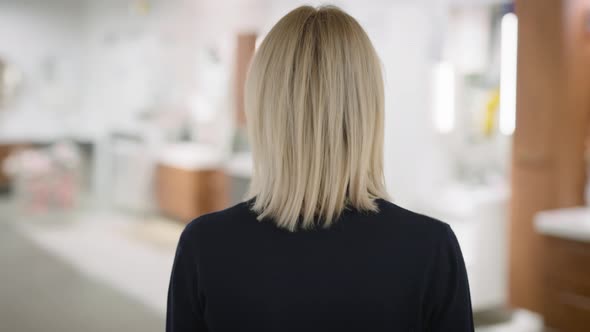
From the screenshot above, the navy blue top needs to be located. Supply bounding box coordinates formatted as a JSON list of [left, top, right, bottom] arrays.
[[167, 199, 474, 331]]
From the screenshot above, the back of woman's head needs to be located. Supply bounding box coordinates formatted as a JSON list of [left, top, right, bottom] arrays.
[[245, 5, 387, 231]]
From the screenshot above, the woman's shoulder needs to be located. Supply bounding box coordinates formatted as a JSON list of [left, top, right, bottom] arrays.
[[179, 199, 456, 248], [374, 198, 453, 242], [182, 201, 254, 235]]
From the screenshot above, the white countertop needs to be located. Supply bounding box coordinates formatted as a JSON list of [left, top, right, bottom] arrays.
[[156, 143, 224, 171], [535, 207, 590, 242], [155, 144, 253, 177]]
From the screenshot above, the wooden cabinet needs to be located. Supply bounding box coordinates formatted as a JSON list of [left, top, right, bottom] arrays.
[[542, 236, 590, 331], [155, 164, 228, 223], [0, 144, 28, 188], [0, 145, 13, 187], [510, 0, 590, 316]]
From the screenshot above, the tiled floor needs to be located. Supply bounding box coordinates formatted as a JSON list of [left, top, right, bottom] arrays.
[[0, 203, 166, 332], [16, 211, 181, 314], [474, 309, 545, 332]]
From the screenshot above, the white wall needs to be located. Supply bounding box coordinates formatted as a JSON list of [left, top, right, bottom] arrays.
[[75, 0, 267, 134], [0, 0, 86, 141], [77, 0, 194, 136]]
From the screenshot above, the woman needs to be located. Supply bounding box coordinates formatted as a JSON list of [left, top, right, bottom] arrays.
[[167, 5, 473, 332]]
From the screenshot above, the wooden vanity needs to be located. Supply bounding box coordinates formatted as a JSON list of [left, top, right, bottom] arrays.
[[154, 144, 229, 223], [536, 208, 590, 331], [156, 163, 228, 223]]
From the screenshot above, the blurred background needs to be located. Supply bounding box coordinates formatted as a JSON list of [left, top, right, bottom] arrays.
[[0, 0, 589, 331]]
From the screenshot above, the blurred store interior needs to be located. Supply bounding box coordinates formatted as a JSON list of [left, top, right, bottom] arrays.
[[0, 0, 589, 331]]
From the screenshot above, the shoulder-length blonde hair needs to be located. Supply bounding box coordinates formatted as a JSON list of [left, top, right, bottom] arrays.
[[244, 5, 388, 231]]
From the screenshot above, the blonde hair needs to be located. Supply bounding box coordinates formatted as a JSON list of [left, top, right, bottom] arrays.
[[244, 5, 388, 231]]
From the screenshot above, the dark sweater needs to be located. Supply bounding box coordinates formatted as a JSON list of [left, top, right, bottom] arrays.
[[166, 199, 474, 332]]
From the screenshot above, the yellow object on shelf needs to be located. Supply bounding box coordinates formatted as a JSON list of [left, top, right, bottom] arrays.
[[483, 88, 500, 137]]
